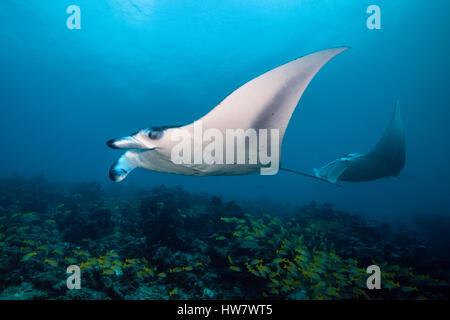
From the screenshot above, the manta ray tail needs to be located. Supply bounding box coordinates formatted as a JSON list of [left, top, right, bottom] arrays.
[[109, 152, 138, 182], [280, 167, 343, 188]]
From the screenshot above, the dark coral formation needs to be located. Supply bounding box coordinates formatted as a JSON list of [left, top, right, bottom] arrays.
[[0, 175, 448, 300]]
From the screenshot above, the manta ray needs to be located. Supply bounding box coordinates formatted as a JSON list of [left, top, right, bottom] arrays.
[[313, 102, 406, 183], [107, 47, 348, 182]]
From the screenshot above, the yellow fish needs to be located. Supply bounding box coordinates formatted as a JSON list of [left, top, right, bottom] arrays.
[[106, 251, 119, 257], [250, 259, 263, 265], [169, 288, 178, 296], [270, 288, 280, 295], [272, 258, 283, 264], [111, 265, 122, 271], [125, 258, 139, 264], [103, 269, 115, 275], [232, 231, 243, 237], [22, 252, 37, 261], [325, 287, 340, 297], [229, 265, 241, 272], [24, 212, 36, 217], [72, 249, 82, 255], [270, 278, 281, 286], [142, 266, 154, 276], [64, 257, 77, 264], [45, 259, 58, 267], [112, 260, 123, 266]]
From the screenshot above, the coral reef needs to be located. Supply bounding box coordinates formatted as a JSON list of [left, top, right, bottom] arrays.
[[0, 176, 448, 300]]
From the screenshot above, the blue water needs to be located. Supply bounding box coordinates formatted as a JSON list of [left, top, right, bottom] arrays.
[[1, 0, 449, 223]]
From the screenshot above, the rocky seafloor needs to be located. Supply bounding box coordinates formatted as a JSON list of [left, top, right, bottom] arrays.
[[0, 175, 448, 300]]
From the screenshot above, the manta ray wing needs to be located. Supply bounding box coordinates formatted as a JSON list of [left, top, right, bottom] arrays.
[[367, 102, 405, 170], [314, 103, 406, 183], [196, 47, 349, 143]]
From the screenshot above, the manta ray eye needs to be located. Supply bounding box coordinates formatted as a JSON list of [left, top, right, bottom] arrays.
[[147, 129, 164, 140]]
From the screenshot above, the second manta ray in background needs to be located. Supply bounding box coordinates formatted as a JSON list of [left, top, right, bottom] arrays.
[[313, 103, 406, 184], [107, 47, 348, 182]]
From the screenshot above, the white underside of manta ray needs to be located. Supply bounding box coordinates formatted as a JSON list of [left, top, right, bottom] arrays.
[[106, 47, 349, 182], [313, 103, 406, 184]]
